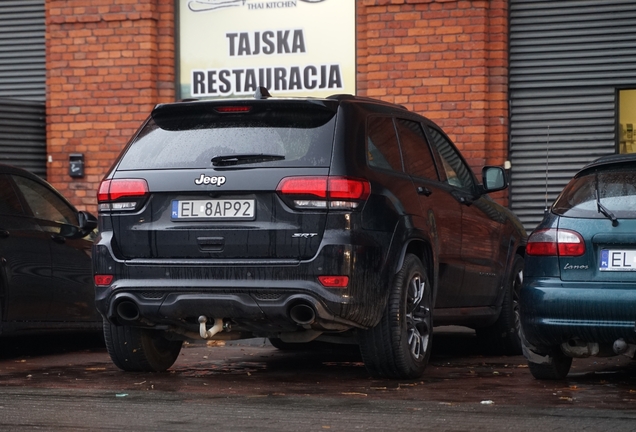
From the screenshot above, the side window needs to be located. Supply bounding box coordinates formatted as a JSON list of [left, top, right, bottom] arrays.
[[367, 116, 403, 172], [12, 175, 78, 225], [426, 126, 475, 191], [0, 174, 24, 215], [396, 118, 439, 180]]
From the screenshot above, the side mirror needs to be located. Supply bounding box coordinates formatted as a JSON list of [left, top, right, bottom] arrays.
[[78, 210, 98, 233], [482, 166, 508, 193], [59, 211, 97, 239]]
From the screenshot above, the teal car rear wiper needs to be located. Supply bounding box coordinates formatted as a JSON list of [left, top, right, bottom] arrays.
[[595, 172, 619, 227], [211, 154, 285, 167]]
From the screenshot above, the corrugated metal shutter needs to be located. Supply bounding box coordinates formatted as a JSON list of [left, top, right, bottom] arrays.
[[0, 99, 46, 177], [509, 0, 636, 231], [0, 0, 46, 177], [0, 0, 45, 100]]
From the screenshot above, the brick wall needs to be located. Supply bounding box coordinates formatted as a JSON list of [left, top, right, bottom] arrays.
[[46, 0, 508, 212], [357, 0, 509, 201], [46, 0, 175, 213]]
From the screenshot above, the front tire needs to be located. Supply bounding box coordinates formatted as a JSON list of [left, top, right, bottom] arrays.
[[359, 254, 433, 379], [103, 321, 182, 372]]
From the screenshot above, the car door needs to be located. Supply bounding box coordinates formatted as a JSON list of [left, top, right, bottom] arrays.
[[395, 118, 465, 308], [365, 115, 424, 238], [425, 126, 504, 307], [0, 174, 53, 322], [12, 174, 98, 322]]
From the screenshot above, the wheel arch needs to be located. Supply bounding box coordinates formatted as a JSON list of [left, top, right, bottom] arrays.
[[395, 239, 437, 306]]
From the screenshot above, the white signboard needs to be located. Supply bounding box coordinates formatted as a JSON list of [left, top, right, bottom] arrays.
[[178, 0, 356, 99]]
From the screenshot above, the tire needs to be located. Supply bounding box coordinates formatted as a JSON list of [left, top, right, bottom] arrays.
[[476, 254, 524, 355], [527, 349, 573, 380], [358, 253, 433, 379], [103, 321, 182, 372]]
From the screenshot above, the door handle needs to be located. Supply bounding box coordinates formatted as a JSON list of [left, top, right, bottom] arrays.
[[0, 230, 8, 239], [416, 186, 432, 197]]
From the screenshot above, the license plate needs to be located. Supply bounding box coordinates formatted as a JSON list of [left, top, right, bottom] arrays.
[[171, 199, 255, 220], [600, 249, 636, 271]]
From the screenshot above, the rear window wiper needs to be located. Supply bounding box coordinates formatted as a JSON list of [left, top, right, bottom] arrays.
[[211, 154, 285, 167], [595, 172, 619, 227]]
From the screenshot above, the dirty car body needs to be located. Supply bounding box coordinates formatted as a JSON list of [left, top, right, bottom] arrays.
[[93, 92, 526, 378], [520, 153, 636, 380]]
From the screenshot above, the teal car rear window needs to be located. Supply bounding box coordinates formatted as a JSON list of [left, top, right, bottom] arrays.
[[553, 168, 636, 218]]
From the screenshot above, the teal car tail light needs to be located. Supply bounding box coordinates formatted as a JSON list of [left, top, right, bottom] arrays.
[[527, 228, 586, 257]]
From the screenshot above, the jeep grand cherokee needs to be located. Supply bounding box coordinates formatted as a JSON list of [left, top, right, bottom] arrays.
[[93, 90, 526, 379]]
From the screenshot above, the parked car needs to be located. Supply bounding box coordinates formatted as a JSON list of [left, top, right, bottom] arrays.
[[93, 89, 527, 378], [0, 164, 100, 335], [520, 153, 636, 380]]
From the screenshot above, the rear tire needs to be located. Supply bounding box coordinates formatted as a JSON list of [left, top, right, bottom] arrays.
[[358, 254, 433, 379], [527, 349, 572, 380], [103, 321, 182, 372], [476, 254, 524, 355]]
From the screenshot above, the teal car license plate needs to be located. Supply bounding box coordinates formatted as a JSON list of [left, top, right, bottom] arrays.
[[600, 249, 636, 271]]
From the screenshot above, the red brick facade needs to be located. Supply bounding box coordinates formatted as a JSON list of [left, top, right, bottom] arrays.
[[46, 0, 509, 213], [46, 0, 176, 211]]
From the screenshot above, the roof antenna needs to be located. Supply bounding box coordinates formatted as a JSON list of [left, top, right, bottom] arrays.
[[544, 126, 550, 215], [254, 87, 271, 100]]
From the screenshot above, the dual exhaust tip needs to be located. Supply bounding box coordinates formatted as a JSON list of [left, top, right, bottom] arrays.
[[115, 300, 317, 326]]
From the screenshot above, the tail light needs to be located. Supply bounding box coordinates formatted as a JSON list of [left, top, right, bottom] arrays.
[[276, 176, 370, 210], [97, 179, 149, 212], [526, 228, 586, 257], [214, 106, 251, 113], [94, 274, 113, 286], [318, 275, 349, 288]]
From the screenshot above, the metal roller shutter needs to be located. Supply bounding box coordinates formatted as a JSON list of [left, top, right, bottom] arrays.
[[509, 0, 636, 231], [0, 99, 46, 177], [0, 0, 46, 176]]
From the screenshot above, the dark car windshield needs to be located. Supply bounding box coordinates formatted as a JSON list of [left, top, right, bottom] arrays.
[[117, 105, 336, 170], [552, 167, 636, 218]]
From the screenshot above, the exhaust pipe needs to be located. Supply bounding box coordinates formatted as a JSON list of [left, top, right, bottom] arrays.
[[116, 301, 140, 322], [289, 303, 316, 326]]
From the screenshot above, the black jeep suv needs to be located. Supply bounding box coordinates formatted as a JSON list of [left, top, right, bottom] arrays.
[[93, 91, 526, 379]]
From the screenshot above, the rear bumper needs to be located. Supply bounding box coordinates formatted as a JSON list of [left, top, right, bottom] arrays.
[[520, 278, 636, 348], [92, 231, 391, 335]]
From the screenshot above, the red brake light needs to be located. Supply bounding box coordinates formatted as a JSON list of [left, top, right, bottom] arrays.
[[527, 228, 585, 257], [94, 274, 113, 286], [328, 177, 371, 200], [97, 179, 149, 202], [276, 176, 370, 210], [215, 106, 251, 113], [318, 275, 349, 288], [277, 177, 328, 198]]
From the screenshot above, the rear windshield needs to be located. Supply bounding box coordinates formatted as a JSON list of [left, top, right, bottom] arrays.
[[552, 167, 636, 218], [117, 104, 336, 170]]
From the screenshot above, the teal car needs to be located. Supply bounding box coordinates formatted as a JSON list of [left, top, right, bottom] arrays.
[[520, 153, 636, 380]]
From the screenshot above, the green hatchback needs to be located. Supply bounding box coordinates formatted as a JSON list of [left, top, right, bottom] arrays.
[[520, 153, 636, 380]]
